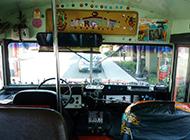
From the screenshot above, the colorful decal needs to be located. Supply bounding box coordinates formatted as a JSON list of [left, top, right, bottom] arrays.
[[34, 9, 41, 19], [33, 9, 42, 28], [128, 17, 134, 26], [70, 12, 120, 29], [47, 10, 138, 36], [124, 14, 137, 32], [138, 19, 169, 42], [32, 18, 42, 28], [57, 11, 66, 31]]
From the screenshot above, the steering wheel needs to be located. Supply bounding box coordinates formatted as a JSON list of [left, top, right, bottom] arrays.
[[37, 77, 72, 108]]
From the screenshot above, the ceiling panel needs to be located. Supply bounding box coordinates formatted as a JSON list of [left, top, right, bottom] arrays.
[[0, 0, 190, 21]]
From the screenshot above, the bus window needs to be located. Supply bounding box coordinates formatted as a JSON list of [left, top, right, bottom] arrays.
[[174, 47, 189, 102], [0, 45, 3, 89], [8, 42, 172, 87], [8, 42, 56, 84]]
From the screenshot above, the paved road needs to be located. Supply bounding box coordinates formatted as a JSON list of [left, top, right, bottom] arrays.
[[62, 54, 137, 83], [62, 55, 107, 79], [17, 52, 137, 84], [101, 55, 137, 82]]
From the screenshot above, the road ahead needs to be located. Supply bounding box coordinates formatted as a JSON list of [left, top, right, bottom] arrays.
[[61, 55, 107, 79], [17, 52, 137, 84]]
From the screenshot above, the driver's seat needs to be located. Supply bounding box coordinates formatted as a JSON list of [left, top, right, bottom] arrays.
[[13, 89, 74, 138], [13, 89, 57, 110]]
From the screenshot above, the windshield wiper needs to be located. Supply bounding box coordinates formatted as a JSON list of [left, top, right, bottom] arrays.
[[97, 45, 123, 65], [66, 45, 123, 64], [66, 47, 90, 62]]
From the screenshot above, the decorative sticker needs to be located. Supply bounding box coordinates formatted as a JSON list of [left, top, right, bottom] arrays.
[[57, 11, 67, 31], [32, 18, 42, 28], [70, 12, 120, 29], [128, 17, 134, 26], [138, 19, 169, 42], [32, 9, 42, 28], [46, 10, 138, 36], [125, 15, 137, 31], [34, 9, 41, 19]]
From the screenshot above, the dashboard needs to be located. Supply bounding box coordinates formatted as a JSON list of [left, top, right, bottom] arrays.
[[0, 84, 170, 139], [0, 84, 169, 108], [60, 84, 169, 109]]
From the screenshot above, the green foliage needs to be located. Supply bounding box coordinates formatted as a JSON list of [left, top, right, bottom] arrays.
[[104, 50, 118, 56], [176, 84, 186, 102], [120, 61, 145, 73], [152, 66, 158, 73], [147, 74, 157, 85], [120, 61, 136, 72], [104, 50, 128, 57]]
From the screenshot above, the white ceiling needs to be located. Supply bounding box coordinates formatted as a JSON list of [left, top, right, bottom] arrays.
[[0, 0, 190, 21]]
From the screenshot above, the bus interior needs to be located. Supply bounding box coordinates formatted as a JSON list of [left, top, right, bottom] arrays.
[[0, 0, 190, 140]]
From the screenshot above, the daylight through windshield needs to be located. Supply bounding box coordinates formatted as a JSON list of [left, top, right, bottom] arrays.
[[8, 43, 172, 86]]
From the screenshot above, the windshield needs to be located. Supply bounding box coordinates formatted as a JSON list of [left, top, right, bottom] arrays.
[[8, 42, 172, 86]]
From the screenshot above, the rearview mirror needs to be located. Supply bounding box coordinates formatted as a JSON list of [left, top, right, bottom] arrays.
[[36, 33, 102, 47]]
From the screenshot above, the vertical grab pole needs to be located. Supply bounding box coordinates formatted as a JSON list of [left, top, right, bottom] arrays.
[[51, 0, 62, 113], [90, 51, 93, 85], [89, 46, 93, 85]]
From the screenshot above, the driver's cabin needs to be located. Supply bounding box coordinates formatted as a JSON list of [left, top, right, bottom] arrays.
[[0, 0, 190, 140]]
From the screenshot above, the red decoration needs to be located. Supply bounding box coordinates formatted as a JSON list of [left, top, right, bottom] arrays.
[[56, 4, 59, 7], [35, 9, 39, 14], [80, 4, 83, 7], [100, 5, 103, 8], [32, 18, 42, 28], [127, 6, 130, 10], [90, 5, 94, 8]]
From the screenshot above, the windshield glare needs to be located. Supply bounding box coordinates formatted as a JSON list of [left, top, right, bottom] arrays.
[[8, 43, 172, 86]]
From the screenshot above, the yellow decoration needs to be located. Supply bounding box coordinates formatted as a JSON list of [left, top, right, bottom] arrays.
[[114, 24, 119, 28], [79, 23, 83, 27], [97, 23, 102, 27], [121, 119, 131, 135]]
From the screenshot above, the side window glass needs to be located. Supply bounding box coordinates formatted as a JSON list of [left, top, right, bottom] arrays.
[[0, 45, 4, 89], [174, 47, 189, 102]]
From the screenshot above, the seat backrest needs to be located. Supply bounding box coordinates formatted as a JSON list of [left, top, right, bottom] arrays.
[[13, 89, 57, 110], [0, 107, 68, 140], [121, 101, 190, 140]]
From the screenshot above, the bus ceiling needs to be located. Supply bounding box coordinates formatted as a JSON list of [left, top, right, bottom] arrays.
[[0, 0, 190, 20], [0, 0, 190, 42]]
